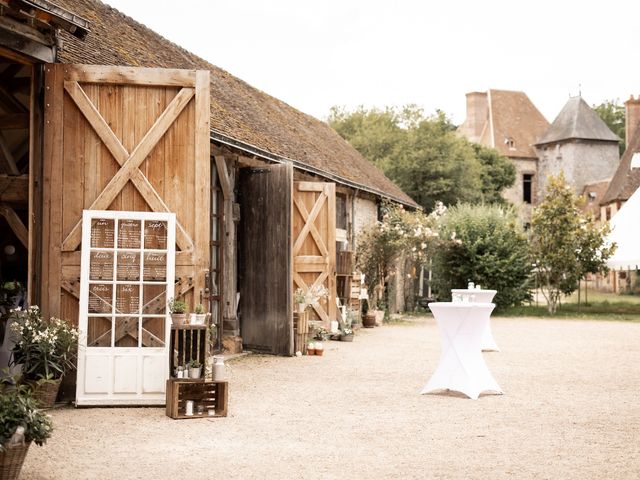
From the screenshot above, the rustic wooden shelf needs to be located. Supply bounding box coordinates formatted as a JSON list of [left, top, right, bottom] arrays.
[[169, 325, 208, 375]]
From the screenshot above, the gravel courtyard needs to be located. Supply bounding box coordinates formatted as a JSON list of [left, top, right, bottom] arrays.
[[20, 315, 640, 480]]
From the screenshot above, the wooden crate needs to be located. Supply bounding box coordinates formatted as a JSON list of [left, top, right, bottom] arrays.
[[166, 379, 228, 419], [169, 325, 208, 375], [293, 310, 309, 354], [336, 251, 354, 275]]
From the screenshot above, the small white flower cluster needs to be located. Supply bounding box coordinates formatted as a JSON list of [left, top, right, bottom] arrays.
[[304, 284, 330, 306]]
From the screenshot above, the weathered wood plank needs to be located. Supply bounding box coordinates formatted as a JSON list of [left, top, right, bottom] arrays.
[[66, 65, 197, 87], [214, 155, 232, 200], [0, 174, 28, 202], [0, 203, 28, 247], [0, 113, 29, 129], [238, 163, 293, 355], [0, 131, 19, 175]]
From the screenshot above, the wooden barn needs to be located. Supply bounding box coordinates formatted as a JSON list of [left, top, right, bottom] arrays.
[[0, 0, 416, 403]]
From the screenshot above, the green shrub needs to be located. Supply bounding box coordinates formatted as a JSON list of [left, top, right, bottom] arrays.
[[431, 203, 532, 308]]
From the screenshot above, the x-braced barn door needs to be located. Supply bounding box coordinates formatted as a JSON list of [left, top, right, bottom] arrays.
[[238, 164, 292, 355], [293, 182, 336, 325], [77, 210, 175, 405], [41, 64, 210, 401]]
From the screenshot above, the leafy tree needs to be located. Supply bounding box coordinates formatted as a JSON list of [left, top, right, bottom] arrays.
[[328, 106, 515, 211], [473, 144, 516, 205], [431, 203, 532, 308], [529, 174, 616, 314], [593, 100, 625, 154]]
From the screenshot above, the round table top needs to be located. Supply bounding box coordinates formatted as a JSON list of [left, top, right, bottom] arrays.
[[451, 289, 497, 294], [428, 301, 495, 309]]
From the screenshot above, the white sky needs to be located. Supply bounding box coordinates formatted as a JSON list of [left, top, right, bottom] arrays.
[[104, 0, 639, 125]]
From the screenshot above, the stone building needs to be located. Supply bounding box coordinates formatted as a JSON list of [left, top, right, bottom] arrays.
[[459, 90, 620, 224], [534, 96, 620, 201], [458, 90, 549, 223]]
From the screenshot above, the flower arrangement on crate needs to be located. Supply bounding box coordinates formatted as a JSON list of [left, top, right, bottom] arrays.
[[0, 377, 53, 477], [339, 311, 354, 341], [168, 297, 187, 325], [9, 306, 79, 407], [294, 288, 306, 313]]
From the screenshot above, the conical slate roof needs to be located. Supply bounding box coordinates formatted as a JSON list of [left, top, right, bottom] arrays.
[[536, 96, 620, 145]]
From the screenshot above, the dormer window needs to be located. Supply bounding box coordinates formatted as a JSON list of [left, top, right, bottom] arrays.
[[504, 137, 516, 150], [588, 192, 597, 203]]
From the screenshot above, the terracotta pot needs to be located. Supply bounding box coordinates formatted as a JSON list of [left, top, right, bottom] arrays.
[[307, 348, 316, 356], [171, 313, 187, 325]]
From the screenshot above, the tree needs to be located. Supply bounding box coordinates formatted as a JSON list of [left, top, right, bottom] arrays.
[[327, 106, 515, 211], [593, 100, 625, 154], [431, 203, 532, 308], [529, 174, 616, 314]]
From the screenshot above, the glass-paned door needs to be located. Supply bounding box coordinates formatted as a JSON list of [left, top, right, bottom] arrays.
[[77, 210, 176, 405]]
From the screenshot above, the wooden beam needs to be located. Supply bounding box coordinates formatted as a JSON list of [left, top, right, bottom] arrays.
[[65, 65, 197, 87], [0, 113, 30, 129], [0, 202, 28, 247], [0, 173, 28, 202], [0, 132, 19, 175], [214, 155, 232, 200]]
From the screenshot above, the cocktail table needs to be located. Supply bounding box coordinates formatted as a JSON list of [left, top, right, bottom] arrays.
[[421, 302, 503, 399], [451, 289, 499, 351]]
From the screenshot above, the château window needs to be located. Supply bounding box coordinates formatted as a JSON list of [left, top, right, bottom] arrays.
[[523, 174, 533, 204]]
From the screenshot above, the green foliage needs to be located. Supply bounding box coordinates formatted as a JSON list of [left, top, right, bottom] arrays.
[[10, 307, 79, 381], [431, 203, 533, 308], [355, 202, 439, 306], [593, 99, 625, 154], [328, 106, 515, 211], [473, 144, 517, 205], [530, 174, 616, 314], [0, 378, 54, 450], [168, 297, 187, 314]]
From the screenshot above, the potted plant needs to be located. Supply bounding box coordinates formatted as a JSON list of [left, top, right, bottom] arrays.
[[361, 299, 375, 328], [187, 359, 202, 379], [189, 303, 207, 325], [339, 312, 354, 342], [168, 298, 187, 325], [9, 306, 79, 408], [294, 288, 306, 313], [0, 379, 53, 480]]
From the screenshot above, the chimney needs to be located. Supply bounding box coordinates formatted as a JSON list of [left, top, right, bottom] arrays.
[[625, 95, 640, 143], [464, 92, 488, 142]]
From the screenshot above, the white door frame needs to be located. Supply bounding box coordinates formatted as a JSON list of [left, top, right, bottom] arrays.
[[76, 209, 176, 406]]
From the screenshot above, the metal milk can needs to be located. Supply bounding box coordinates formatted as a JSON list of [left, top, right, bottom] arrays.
[[212, 355, 227, 381]]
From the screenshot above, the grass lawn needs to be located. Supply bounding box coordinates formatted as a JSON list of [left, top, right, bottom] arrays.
[[496, 289, 640, 321]]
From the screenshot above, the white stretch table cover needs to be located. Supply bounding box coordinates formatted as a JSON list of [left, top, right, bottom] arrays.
[[422, 302, 503, 400], [451, 289, 499, 351]]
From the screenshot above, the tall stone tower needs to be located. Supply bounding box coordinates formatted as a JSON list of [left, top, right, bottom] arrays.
[[534, 96, 620, 202]]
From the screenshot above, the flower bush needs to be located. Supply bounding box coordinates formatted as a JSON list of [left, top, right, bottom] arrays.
[[356, 201, 442, 308], [10, 306, 79, 381], [0, 378, 53, 451]]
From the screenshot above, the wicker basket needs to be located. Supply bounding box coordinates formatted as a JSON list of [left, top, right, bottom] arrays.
[[27, 378, 62, 409], [0, 442, 31, 480]]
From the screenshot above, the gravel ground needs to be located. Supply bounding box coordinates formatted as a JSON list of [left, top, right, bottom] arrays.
[[20, 315, 640, 480]]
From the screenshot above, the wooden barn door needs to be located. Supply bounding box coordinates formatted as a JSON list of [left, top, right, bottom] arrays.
[[238, 164, 292, 355], [293, 182, 336, 325], [41, 64, 210, 402]]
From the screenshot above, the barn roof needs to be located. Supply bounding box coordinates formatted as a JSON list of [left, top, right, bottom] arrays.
[[536, 96, 620, 146], [50, 0, 417, 207], [601, 124, 640, 204]]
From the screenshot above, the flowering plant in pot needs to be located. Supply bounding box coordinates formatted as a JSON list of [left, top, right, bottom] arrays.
[[294, 288, 306, 313], [9, 306, 79, 407], [0, 378, 53, 478]]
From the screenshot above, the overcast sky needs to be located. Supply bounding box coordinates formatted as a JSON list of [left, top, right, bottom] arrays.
[[104, 0, 638, 125]]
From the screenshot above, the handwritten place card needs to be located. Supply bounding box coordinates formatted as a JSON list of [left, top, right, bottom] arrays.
[[144, 220, 167, 250], [143, 252, 166, 281], [115, 284, 140, 314], [89, 284, 113, 314], [117, 252, 140, 281], [90, 218, 114, 248], [90, 251, 114, 281], [118, 219, 141, 249]]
